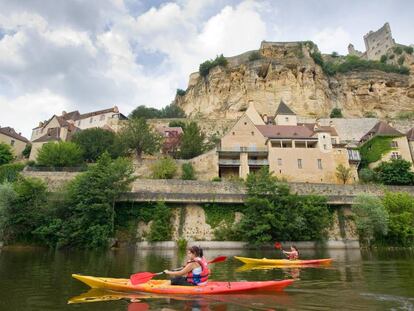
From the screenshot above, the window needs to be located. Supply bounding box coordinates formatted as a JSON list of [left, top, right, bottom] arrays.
[[390, 141, 398, 148], [323, 144, 327, 150], [322, 135, 326, 139], [100, 114, 105, 121], [391, 152, 401, 159], [317, 159, 322, 169], [10, 140, 15, 146], [297, 159, 302, 169], [331, 138, 336, 145], [251, 131, 254, 136], [285, 117, 289, 122], [278, 158, 282, 166], [89, 117, 93, 123]]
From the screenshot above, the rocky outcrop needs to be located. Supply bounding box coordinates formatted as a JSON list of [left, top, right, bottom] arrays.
[[174, 42, 413, 120]]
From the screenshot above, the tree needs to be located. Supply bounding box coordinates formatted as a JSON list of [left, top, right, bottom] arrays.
[[358, 167, 377, 183], [336, 164, 352, 184], [118, 117, 162, 161], [178, 122, 205, 159], [169, 120, 187, 130], [36, 141, 83, 167], [159, 103, 186, 118], [72, 128, 122, 162], [22, 144, 32, 158], [176, 89, 186, 96], [0, 182, 16, 240], [0, 143, 14, 166], [330, 108, 343, 118], [129, 105, 161, 119], [129, 104, 185, 119], [382, 192, 414, 246], [55, 153, 135, 248], [151, 157, 177, 179], [375, 158, 414, 185], [147, 201, 172, 242], [352, 194, 389, 246], [181, 163, 196, 180]]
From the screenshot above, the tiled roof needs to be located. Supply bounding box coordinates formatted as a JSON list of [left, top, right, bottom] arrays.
[[62, 110, 81, 121], [256, 125, 315, 139], [360, 121, 403, 142], [407, 128, 414, 141], [275, 100, 296, 116], [79, 107, 118, 119], [314, 125, 339, 137], [32, 128, 62, 143], [0, 127, 30, 143]]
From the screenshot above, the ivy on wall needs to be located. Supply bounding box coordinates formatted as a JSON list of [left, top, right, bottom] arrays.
[[358, 136, 395, 167]]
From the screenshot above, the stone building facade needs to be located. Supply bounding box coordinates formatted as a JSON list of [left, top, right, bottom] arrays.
[[0, 126, 29, 158]]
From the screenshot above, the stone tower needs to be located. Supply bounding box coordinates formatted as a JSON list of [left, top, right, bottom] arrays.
[[363, 23, 395, 60]]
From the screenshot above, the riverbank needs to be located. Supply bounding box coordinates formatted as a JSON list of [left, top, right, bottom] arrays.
[[136, 240, 360, 250]]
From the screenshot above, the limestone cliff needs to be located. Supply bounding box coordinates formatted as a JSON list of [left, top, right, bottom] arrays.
[[174, 42, 414, 119]]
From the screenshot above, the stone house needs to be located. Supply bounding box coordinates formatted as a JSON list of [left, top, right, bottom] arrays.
[[0, 126, 30, 158], [29, 106, 127, 161], [359, 121, 413, 168], [155, 126, 183, 155], [218, 101, 358, 184]]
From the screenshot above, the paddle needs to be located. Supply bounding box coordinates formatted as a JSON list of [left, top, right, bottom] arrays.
[[130, 256, 227, 285]]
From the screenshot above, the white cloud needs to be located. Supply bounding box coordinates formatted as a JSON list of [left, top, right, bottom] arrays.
[[312, 27, 351, 55]]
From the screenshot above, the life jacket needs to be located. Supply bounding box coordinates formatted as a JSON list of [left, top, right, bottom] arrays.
[[288, 251, 298, 260], [186, 257, 209, 285]]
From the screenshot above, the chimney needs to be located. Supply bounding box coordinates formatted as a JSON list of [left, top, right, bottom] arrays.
[[263, 114, 268, 123]]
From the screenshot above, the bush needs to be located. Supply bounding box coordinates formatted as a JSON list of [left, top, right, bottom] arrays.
[[335, 55, 409, 75], [248, 51, 261, 61], [403, 46, 413, 54], [389, 54, 395, 59], [36, 141, 84, 167], [374, 158, 414, 185], [147, 202, 172, 242], [358, 168, 377, 183], [129, 104, 185, 119], [22, 144, 32, 158], [398, 56, 405, 66], [382, 192, 414, 246], [176, 89, 186, 96], [352, 194, 389, 246], [358, 136, 394, 167], [168, 120, 187, 130], [331, 51, 339, 58], [0, 182, 16, 240], [0, 163, 25, 183], [181, 163, 196, 180], [380, 55, 387, 63], [0, 143, 14, 166], [394, 46, 403, 55], [151, 157, 177, 179], [363, 111, 377, 118], [330, 108, 343, 118], [178, 122, 206, 159], [396, 111, 414, 120], [199, 54, 228, 77], [211, 177, 221, 182]]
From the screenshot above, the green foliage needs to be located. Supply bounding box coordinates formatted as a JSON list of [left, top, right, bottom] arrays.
[[211, 177, 221, 182], [389, 54, 395, 59], [398, 56, 405, 66], [22, 144, 31, 158], [394, 46, 403, 55], [199, 54, 228, 77], [248, 51, 262, 61], [203, 203, 243, 241], [147, 202, 172, 242], [181, 163, 196, 180], [177, 237, 187, 251], [129, 104, 185, 119], [382, 192, 414, 246], [168, 120, 187, 130], [176, 89, 186, 96], [0, 163, 25, 183], [36, 141, 84, 167], [330, 107, 343, 118], [238, 167, 331, 245], [151, 157, 177, 179], [335, 164, 352, 184], [380, 55, 387, 63], [51, 153, 135, 248], [1, 177, 48, 243], [178, 122, 205, 159], [358, 168, 377, 184], [0, 182, 16, 240], [0, 143, 14, 166], [118, 117, 162, 160], [374, 159, 414, 185], [396, 111, 414, 120], [352, 194, 389, 246], [331, 51, 339, 58], [363, 111, 377, 118], [358, 136, 394, 167], [72, 128, 122, 162], [403, 46, 413, 54]]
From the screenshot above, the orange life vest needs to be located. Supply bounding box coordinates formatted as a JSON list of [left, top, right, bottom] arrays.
[[186, 257, 209, 285]]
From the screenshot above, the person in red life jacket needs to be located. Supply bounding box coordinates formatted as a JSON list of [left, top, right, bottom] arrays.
[[282, 245, 299, 260], [164, 245, 210, 286]]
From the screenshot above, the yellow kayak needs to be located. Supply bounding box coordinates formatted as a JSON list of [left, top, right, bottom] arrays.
[[234, 256, 333, 266]]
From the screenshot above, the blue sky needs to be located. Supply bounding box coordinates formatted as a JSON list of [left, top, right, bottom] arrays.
[[0, 0, 413, 137]]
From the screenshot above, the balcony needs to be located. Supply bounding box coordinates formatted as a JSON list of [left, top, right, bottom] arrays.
[[347, 149, 361, 162], [248, 159, 269, 166], [218, 159, 241, 166], [217, 146, 268, 154]]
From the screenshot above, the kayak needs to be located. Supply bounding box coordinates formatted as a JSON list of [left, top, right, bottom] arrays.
[[234, 256, 333, 266], [72, 274, 293, 295]]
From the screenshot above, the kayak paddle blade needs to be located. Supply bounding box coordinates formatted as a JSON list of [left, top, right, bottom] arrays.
[[130, 272, 156, 285], [274, 242, 282, 249], [208, 256, 227, 264]]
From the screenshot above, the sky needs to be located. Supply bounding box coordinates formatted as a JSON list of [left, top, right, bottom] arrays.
[[0, 0, 413, 138]]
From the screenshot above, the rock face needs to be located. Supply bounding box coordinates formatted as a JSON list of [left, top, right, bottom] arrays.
[[174, 42, 413, 119]]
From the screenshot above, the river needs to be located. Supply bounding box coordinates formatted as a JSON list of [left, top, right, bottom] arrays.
[[0, 246, 413, 310]]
